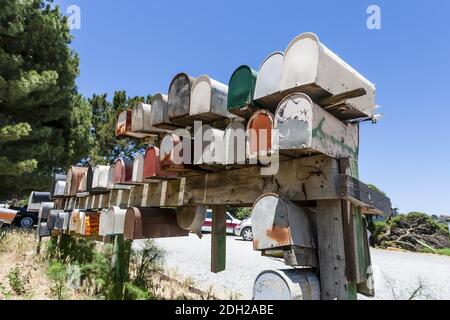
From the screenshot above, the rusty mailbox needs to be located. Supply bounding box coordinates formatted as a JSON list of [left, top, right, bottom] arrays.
[[252, 194, 317, 267], [160, 133, 194, 172], [111, 158, 134, 185], [190, 75, 230, 122], [82, 212, 100, 236], [124, 207, 189, 240], [143, 145, 177, 180], [69, 210, 81, 233], [150, 93, 180, 130], [168, 73, 196, 126], [254, 51, 284, 110], [246, 110, 274, 163], [274, 93, 359, 160], [65, 167, 88, 196], [281, 32, 376, 120], [227, 65, 258, 118]]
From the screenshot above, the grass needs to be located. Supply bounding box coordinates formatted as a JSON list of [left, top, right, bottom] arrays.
[[421, 248, 450, 256]]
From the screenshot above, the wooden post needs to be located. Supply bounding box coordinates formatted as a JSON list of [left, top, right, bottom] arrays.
[[111, 234, 132, 300], [211, 205, 227, 273], [316, 200, 357, 300]]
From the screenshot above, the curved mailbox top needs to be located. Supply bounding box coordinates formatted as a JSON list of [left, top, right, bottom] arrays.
[[107, 164, 116, 188], [88, 165, 110, 191], [168, 73, 196, 122], [131, 103, 152, 133], [116, 109, 133, 137], [132, 152, 145, 183], [112, 158, 134, 184], [254, 52, 284, 101], [190, 75, 229, 121], [65, 167, 88, 196], [110, 206, 127, 235], [143, 145, 177, 180], [124, 207, 189, 240], [99, 209, 113, 236], [38, 202, 54, 220], [150, 93, 180, 129], [53, 181, 66, 197], [227, 65, 258, 112], [78, 170, 88, 193], [69, 210, 81, 233], [246, 110, 274, 160], [176, 206, 207, 238], [281, 32, 376, 119]]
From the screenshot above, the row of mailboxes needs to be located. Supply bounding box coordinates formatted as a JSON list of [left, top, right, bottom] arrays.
[[230, 32, 376, 121], [116, 74, 232, 138]]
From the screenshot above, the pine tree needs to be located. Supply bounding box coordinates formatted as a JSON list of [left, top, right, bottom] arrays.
[[0, 0, 92, 199]]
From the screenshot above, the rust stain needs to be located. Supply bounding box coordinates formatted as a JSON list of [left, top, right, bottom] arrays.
[[253, 239, 260, 250], [266, 225, 291, 246]]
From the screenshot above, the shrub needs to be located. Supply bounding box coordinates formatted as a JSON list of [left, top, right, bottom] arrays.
[[47, 261, 68, 300], [8, 266, 29, 295]]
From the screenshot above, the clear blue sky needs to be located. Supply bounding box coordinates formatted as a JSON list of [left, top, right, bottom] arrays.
[[54, 0, 450, 215]]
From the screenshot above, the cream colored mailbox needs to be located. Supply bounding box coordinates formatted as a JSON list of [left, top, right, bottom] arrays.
[[99, 206, 127, 236], [132, 152, 145, 183], [190, 75, 230, 122], [281, 32, 376, 120], [254, 51, 284, 110], [150, 93, 180, 130]]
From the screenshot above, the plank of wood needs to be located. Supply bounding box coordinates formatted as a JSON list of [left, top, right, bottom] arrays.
[[316, 200, 356, 300], [338, 174, 392, 216], [211, 205, 227, 273]]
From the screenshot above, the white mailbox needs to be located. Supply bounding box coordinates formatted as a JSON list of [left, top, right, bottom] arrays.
[[150, 93, 180, 130], [281, 32, 376, 120], [254, 51, 284, 109]]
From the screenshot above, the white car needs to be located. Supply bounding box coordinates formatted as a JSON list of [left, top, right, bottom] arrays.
[[234, 218, 253, 241], [201, 210, 241, 234]]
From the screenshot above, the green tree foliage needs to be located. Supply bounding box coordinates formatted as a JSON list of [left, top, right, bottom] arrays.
[[0, 0, 92, 199], [88, 91, 151, 165]]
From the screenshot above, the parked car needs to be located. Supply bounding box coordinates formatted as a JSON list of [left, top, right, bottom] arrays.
[[201, 210, 241, 234], [234, 218, 253, 241], [12, 206, 38, 228]]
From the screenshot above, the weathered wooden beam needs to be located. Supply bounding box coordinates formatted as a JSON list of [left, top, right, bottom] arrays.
[[316, 200, 356, 300], [211, 205, 227, 273], [338, 174, 392, 216]]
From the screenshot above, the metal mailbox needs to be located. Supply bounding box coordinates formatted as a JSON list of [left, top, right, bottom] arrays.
[[112, 158, 134, 184], [124, 207, 189, 240], [252, 194, 317, 267], [274, 93, 359, 160], [223, 121, 247, 166], [99, 206, 127, 236], [150, 93, 180, 130], [176, 206, 207, 238], [69, 210, 81, 233], [52, 174, 67, 197], [65, 167, 88, 196], [143, 145, 177, 180], [132, 152, 145, 183], [246, 110, 274, 162], [193, 126, 225, 166], [63, 211, 71, 231], [115, 109, 133, 137], [227, 65, 258, 118], [281, 32, 376, 120], [254, 51, 284, 110], [132, 102, 167, 136], [253, 269, 320, 300], [78, 171, 88, 193], [88, 165, 110, 192], [55, 211, 68, 231], [168, 73, 196, 126], [160, 133, 194, 172], [83, 212, 100, 236], [190, 75, 230, 122], [47, 210, 61, 230]]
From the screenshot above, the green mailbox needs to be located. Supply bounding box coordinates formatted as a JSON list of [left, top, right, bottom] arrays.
[[227, 65, 258, 118]]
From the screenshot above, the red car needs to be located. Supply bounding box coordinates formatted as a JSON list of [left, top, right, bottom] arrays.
[[201, 210, 241, 234]]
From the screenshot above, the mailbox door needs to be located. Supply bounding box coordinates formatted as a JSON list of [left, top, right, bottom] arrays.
[[254, 52, 284, 101], [132, 153, 145, 183], [227, 65, 258, 111], [246, 110, 274, 161], [168, 73, 195, 122]]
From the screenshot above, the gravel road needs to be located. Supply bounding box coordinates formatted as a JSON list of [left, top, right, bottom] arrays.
[[135, 234, 450, 300]]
